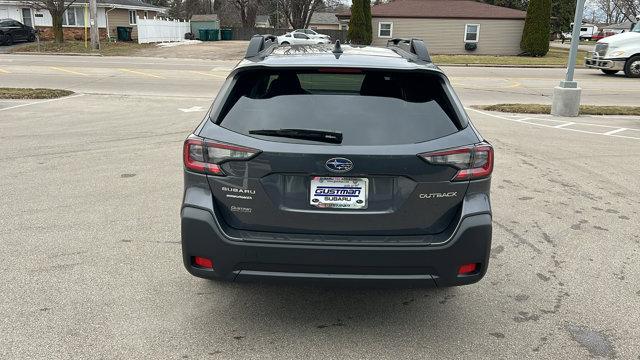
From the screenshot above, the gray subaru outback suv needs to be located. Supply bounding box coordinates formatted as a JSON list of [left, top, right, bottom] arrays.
[[181, 36, 493, 287]]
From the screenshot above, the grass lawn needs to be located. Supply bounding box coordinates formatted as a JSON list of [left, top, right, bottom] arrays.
[[475, 103, 640, 116], [15, 41, 154, 56], [0, 88, 74, 99], [432, 48, 587, 67]]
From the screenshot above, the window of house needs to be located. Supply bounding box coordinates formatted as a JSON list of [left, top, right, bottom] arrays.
[[129, 10, 137, 25], [464, 24, 480, 42], [378, 22, 392, 38], [62, 7, 85, 27], [143, 11, 149, 19]]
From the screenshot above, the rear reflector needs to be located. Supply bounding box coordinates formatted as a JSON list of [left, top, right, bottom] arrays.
[[193, 256, 213, 269], [418, 142, 494, 181], [458, 263, 479, 275], [183, 135, 260, 176]]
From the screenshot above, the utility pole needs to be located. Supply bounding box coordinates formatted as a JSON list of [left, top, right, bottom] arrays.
[[90, 0, 100, 50], [551, 0, 585, 117]]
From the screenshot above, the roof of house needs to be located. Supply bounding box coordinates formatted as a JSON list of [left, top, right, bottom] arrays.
[[191, 14, 219, 22], [337, 0, 526, 20], [255, 15, 270, 24], [603, 21, 636, 30], [309, 12, 339, 25]]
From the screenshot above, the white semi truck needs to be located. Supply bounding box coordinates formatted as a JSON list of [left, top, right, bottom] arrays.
[[585, 19, 640, 78]]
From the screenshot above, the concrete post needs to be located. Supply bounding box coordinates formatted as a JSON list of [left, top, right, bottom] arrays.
[[551, 0, 585, 117]]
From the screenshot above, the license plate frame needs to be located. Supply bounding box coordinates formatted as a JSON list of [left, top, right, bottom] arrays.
[[309, 176, 368, 209]]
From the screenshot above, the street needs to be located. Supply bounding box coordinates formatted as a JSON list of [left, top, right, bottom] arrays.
[[1, 54, 639, 359]]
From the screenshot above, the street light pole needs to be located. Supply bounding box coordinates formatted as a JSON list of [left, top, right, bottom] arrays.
[[90, 0, 100, 50], [551, 0, 586, 117]]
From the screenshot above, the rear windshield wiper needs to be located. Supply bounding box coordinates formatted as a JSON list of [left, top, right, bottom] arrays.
[[248, 128, 343, 144]]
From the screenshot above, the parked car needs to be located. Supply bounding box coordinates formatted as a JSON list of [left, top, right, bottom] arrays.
[[180, 36, 494, 287], [585, 19, 640, 78], [292, 28, 330, 40], [277, 32, 330, 45], [0, 18, 37, 45]]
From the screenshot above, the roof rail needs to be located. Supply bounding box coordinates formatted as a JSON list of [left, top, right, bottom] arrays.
[[245, 34, 278, 59], [386, 38, 431, 62]]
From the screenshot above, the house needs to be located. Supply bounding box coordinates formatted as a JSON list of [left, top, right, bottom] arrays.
[[255, 15, 270, 28], [307, 12, 340, 31], [0, 0, 166, 41], [602, 21, 637, 34], [337, 0, 527, 55]]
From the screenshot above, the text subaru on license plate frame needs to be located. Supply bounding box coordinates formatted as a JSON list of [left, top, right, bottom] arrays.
[[310, 177, 368, 209]]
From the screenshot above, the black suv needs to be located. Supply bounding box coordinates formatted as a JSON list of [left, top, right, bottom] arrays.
[[181, 36, 493, 287], [0, 19, 37, 45]]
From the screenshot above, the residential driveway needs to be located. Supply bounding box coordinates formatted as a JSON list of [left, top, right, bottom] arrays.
[[0, 42, 31, 54], [135, 40, 249, 61]]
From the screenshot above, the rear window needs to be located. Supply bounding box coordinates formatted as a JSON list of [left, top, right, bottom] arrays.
[[216, 69, 463, 146]]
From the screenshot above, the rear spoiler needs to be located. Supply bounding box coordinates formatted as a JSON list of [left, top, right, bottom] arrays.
[[386, 38, 431, 62]]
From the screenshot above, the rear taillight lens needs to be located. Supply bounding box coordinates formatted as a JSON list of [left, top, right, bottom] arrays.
[[419, 142, 494, 181], [183, 135, 260, 176]]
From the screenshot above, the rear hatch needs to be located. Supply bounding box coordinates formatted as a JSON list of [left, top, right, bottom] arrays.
[[193, 68, 486, 236]]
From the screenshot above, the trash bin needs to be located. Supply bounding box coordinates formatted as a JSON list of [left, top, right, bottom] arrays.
[[198, 29, 208, 41], [220, 28, 232, 40], [116, 26, 132, 41], [208, 29, 219, 41]]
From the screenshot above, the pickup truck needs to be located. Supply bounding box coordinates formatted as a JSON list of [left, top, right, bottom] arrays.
[[585, 20, 640, 78]]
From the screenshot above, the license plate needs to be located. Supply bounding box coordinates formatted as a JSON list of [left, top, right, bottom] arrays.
[[310, 177, 368, 209]]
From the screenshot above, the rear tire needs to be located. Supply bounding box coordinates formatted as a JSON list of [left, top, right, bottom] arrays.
[[4, 34, 13, 46], [601, 69, 619, 75], [623, 55, 640, 78], [281, 41, 289, 45], [28, 34, 36, 42]]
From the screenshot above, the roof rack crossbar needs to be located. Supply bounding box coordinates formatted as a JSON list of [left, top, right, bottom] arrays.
[[386, 38, 431, 62], [245, 34, 278, 59]]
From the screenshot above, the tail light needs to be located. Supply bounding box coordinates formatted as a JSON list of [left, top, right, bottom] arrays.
[[183, 135, 260, 176], [419, 142, 493, 181]]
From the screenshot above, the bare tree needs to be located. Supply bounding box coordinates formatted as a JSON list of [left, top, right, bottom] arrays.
[[234, 0, 261, 28], [277, 0, 323, 29], [610, 0, 639, 22], [29, 0, 77, 43]]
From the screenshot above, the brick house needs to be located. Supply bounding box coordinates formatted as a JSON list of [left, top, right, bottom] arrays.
[[0, 0, 166, 40]]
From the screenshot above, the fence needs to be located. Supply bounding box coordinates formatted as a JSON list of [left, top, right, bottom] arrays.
[[137, 17, 191, 44], [229, 27, 348, 43]]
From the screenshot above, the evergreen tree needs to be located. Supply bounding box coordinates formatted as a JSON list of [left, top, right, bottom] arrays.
[[520, 0, 552, 56], [362, 0, 372, 44], [348, 0, 368, 44], [551, 0, 576, 33]]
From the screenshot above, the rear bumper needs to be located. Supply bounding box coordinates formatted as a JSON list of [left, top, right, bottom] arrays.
[[181, 206, 492, 287], [585, 54, 626, 71]]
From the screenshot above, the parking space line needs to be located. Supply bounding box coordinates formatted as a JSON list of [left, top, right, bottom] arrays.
[[553, 122, 575, 128], [190, 70, 226, 79], [466, 107, 640, 141], [50, 66, 88, 76], [603, 128, 627, 136], [119, 68, 165, 79], [0, 94, 85, 112], [0, 68, 10, 74]]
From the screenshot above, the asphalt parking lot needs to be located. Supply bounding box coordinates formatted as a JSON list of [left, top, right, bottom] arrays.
[[1, 54, 639, 359]]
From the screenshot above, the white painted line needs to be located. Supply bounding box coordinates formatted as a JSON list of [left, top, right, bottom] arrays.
[[603, 128, 627, 136], [0, 94, 85, 112], [465, 107, 640, 140], [553, 122, 575, 128]]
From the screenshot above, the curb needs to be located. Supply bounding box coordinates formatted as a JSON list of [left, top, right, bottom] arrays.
[[438, 63, 569, 68], [11, 52, 103, 57]]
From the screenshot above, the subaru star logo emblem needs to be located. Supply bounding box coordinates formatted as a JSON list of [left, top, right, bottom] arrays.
[[325, 158, 353, 173]]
